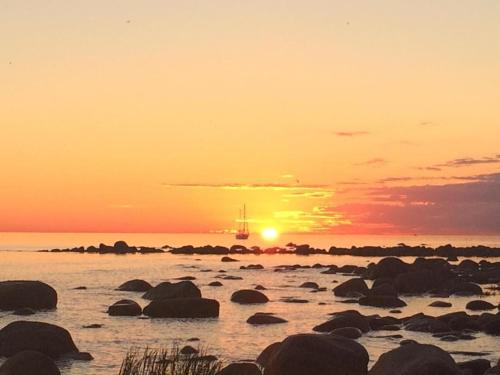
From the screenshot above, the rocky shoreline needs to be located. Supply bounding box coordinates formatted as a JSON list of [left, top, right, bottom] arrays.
[[41, 241, 500, 257], [0, 255, 499, 374]]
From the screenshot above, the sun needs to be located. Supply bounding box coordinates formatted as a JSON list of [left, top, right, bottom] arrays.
[[261, 227, 279, 241]]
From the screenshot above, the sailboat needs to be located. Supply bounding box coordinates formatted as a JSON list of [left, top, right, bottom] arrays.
[[235, 204, 250, 240]]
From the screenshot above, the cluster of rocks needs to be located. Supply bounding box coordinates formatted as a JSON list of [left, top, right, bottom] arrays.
[[329, 244, 500, 257], [44, 241, 163, 254], [109, 279, 220, 318]]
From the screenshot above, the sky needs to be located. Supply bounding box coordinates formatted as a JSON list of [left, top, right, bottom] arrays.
[[1, 1, 499, 234]]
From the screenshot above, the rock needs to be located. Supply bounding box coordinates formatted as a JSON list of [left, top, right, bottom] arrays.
[[117, 279, 152, 292], [256, 342, 282, 368], [466, 300, 496, 311], [369, 257, 410, 279], [450, 282, 483, 296], [369, 342, 461, 375], [458, 359, 491, 375], [255, 285, 267, 290], [300, 282, 319, 289], [313, 310, 370, 333], [358, 296, 407, 308], [73, 286, 87, 290], [221, 256, 238, 262], [143, 298, 219, 318], [12, 308, 36, 316], [485, 364, 500, 375], [263, 333, 369, 375], [82, 324, 102, 329], [429, 301, 452, 308], [216, 363, 261, 375], [280, 298, 308, 303], [247, 313, 287, 325], [394, 270, 446, 294], [231, 290, 269, 304], [180, 345, 198, 355], [0, 281, 57, 310], [0, 321, 79, 359], [333, 278, 369, 297], [331, 327, 363, 339], [107, 299, 142, 316], [0, 350, 60, 375], [209, 281, 223, 287], [142, 281, 201, 300], [482, 315, 500, 335], [369, 283, 398, 297]]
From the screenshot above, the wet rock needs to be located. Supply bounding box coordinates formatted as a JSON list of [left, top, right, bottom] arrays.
[[449, 282, 483, 296], [117, 279, 153, 292], [255, 285, 267, 290], [358, 296, 407, 308], [231, 290, 269, 304], [368, 283, 398, 297], [263, 333, 369, 375], [331, 327, 363, 339], [0, 321, 80, 359], [82, 324, 102, 329], [300, 282, 319, 289], [73, 286, 87, 290], [429, 301, 452, 308], [369, 342, 461, 375], [216, 362, 261, 375], [221, 256, 238, 262], [369, 316, 401, 330], [0, 281, 57, 311], [241, 264, 264, 270], [0, 350, 60, 375], [208, 281, 223, 287], [333, 278, 369, 297], [394, 270, 447, 294], [143, 281, 201, 300], [107, 299, 142, 316], [313, 310, 370, 333], [247, 313, 287, 325], [143, 297, 220, 318], [466, 300, 495, 311]]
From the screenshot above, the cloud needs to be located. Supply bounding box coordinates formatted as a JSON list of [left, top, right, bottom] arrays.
[[424, 154, 500, 170], [355, 158, 387, 167], [337, 172, 500, 234], [162, 182, 330, 191], [334, 131, 370, 137]]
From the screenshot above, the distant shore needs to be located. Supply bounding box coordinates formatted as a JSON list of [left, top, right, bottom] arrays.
[[39, 241, 500, 257]]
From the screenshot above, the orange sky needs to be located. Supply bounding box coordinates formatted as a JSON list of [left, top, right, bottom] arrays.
[[1, 1, 499, 234]]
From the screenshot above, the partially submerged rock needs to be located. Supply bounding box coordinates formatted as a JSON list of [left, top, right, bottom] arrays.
[[117, 279, 152, 292], [0, 350, 61, 375], [143, 281, 201, 300], [231, 290, 269, 304], [143, 297, 219, 318], [0, 281, 57, 311], [107, 299, 142, 316]]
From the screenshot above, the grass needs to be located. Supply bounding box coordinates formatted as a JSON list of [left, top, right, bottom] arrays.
[[119, 346, 223, 375]]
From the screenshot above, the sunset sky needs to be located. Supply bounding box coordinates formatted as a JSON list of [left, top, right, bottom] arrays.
[[1, 1, 499, 234]]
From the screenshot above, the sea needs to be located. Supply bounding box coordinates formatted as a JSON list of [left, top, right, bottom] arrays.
[[0, 233, 499, 374]]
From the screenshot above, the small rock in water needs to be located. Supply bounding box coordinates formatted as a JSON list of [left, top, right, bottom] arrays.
[[180, 345, 199, 355], [429, 301, 452, 308], [12, 307, 36, 316], [82, 324, 103, 329]]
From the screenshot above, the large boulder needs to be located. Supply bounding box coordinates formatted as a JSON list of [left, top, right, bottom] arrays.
[[231, 290, 269, 304], [216, 363, 261, 375], [142, 281, 201, 300], [0, 350, 60, 375], [0, 281, 57, 310], [117, 279, 152, 292], [482, 315, 500, 335], [333, 278, 369, 297], [263, 333, 369, 375], [394, 270, 446, 294], [458, 359, 491, 375], [313, 310, 370, 333], [368, 343, 460, 375], [331, 327, 363, 339], [0, 321, 79, 359], [107, 299, 142, 316], [143, 297, 219, 318]]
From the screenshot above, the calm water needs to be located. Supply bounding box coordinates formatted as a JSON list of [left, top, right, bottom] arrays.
[[0, 233, 499, 374]]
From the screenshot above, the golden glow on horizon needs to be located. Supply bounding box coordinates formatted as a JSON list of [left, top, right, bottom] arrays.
[[1, 2, 500, 234], [261, 228, 279, 241]]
